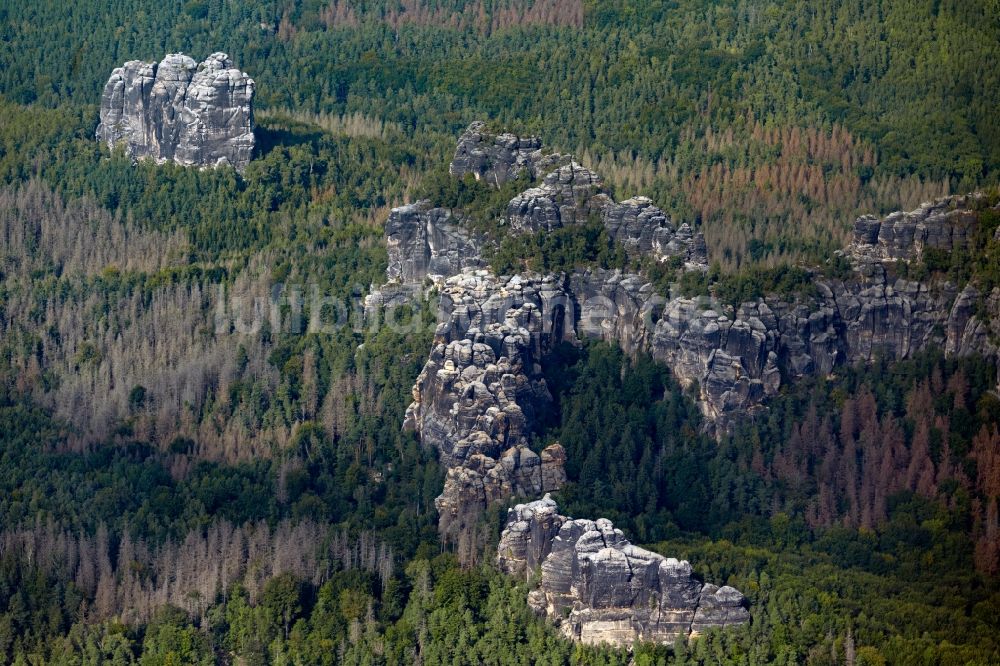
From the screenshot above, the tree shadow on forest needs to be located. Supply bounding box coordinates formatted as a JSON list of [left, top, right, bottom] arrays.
[[253, 115, 325, 159]]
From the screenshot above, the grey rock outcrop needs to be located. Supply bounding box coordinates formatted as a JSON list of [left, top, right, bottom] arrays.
[[404, 231, 996, 433], [691, 585, 752, 635], [436, 443, 567, 542], [398, 245, 999, 538], [451, 120, 706, 269], [506, 163, 611, 233], [401, 270, 573, 537], [382, 119, 1000, 573], [450, 121, 568, 186], [498, 497, 749, 646], [848, 194, 985, 262], [496, 495, 565, 576], [384, 201, 483, 284], [603, 196, 708, 268], [97, 52, 255, 171]]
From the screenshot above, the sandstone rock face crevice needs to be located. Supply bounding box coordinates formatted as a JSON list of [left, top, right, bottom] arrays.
[[97, 53, 255, 172]]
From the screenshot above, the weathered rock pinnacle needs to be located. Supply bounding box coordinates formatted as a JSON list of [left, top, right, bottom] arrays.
[[96, 52, 255, 172]]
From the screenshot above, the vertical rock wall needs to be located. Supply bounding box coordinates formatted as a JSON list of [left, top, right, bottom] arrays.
[[96, 52, 255, 172]]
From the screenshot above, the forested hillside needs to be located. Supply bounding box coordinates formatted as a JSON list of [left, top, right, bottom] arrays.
[[1, 0, 999, 663], [2, 0, 999, 267]]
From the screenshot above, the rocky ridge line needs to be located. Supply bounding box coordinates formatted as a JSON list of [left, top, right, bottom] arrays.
[[452, 122, 709, 268], [370, 122, 1000, 645], [96, 52, 255, 172], [376, 122, 1000, 535]]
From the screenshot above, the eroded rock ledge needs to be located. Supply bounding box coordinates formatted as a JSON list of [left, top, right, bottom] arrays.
[[498, 496, 749, 646], [96, 52, 255, 171]]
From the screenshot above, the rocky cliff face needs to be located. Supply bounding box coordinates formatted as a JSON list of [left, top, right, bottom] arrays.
[[400, 270, 573, 539], [449, 121, 568, 185], [603, 196, 708, 267], [641, 260, 969, 423], [384, 123, 1000, 531], [384, 201, 483, 283], [451, 118, 709, 268], [498, 497, 749, 646], [96, 53, 255, 171], [506, 162, 611, 233], [405, 239, 995, 432], [849, 193, 984, 262], [372, 121, 1000, 645]]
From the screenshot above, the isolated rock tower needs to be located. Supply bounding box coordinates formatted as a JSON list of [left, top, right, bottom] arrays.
[[96, 52, 255, 172]]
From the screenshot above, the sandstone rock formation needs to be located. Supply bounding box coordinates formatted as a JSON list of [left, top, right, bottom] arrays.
[[401, 270, 574, 538], [603, 196, 708, 267], [414, 250, 985, 426], [97, 52, 255, 171], [386, 197, 1000, 543], [436, 444, 567, 542], [505, 162, 611, 233], [374, 123, 1000, 647], [449, 121, 567, 185], [498, 496, 749, 646], [384, 201, 483, 284], [374, 122, 1000, 605], [849, 193, 985, 262], [455, 121, 708, 269]]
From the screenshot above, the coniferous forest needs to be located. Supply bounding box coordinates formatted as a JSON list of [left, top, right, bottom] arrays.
[[1, 0, 1000, 664]]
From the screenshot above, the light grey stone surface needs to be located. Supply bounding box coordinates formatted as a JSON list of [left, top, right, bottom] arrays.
[[97, 52, 255, 171], [499, 497, 749, 646]]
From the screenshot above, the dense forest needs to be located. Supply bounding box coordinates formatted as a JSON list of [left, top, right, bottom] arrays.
[[2, 0, 999, 267], [1, 0, 1000, 663], [2, 343, 999, 664]]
